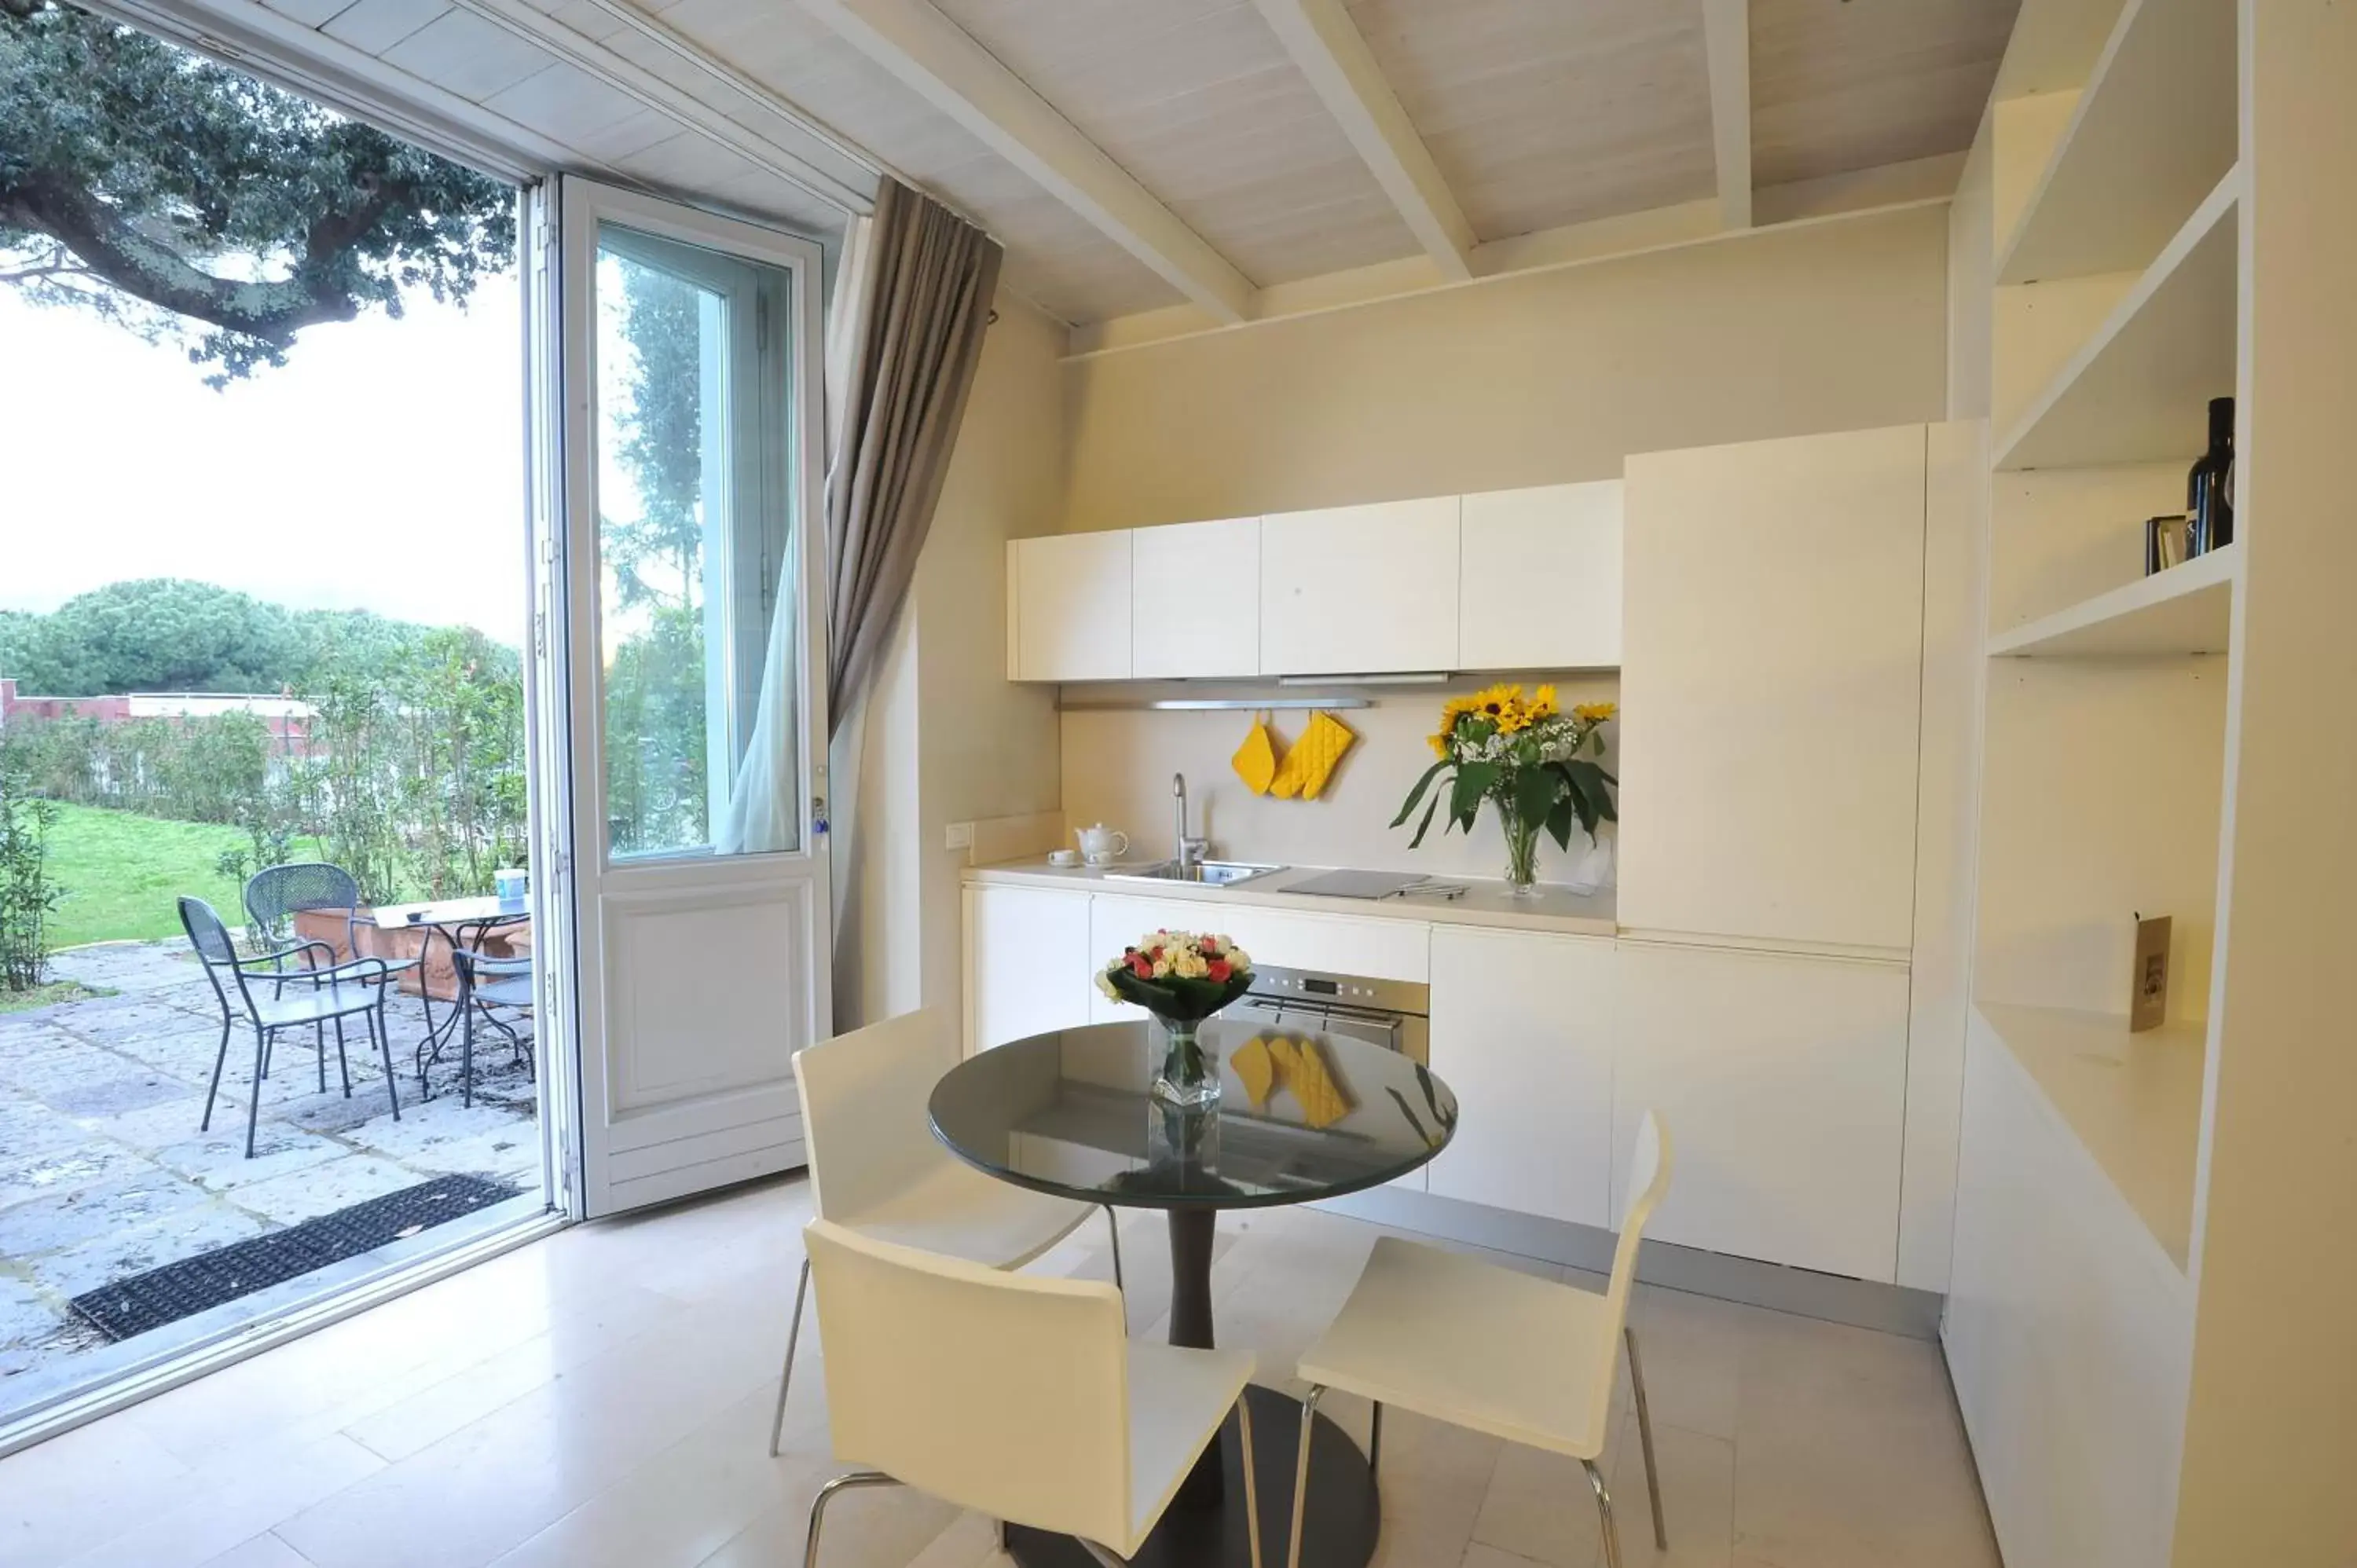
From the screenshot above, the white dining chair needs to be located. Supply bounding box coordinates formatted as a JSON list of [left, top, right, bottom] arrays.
[[769, 1006, 1124, 1455], [798, 1218, 1264, 1567], [1288, 1112, 1676, 1568]]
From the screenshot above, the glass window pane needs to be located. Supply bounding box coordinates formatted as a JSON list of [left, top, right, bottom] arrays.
[[592, 222, 797, 861]]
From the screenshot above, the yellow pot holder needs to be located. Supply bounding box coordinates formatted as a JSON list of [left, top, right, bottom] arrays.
[[1231, 712, 1279, 797], [1268, 710, 1357, 800]]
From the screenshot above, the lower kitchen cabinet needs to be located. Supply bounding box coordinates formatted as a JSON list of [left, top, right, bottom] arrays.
[[1425, 928, 1615, 1228], [963, 885, 1094, 1053], [1614, 940, 1909, 1282]]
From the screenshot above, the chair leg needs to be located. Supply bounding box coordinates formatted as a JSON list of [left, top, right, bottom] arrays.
[[801, 1471, 896, 1568], [1288, 1385, 1325, 1568], [334, 1017, 351, 1097], [200, 1018, 231, 1133], [371, 1005, 401, 1121], [1237, 1390, 1265, 1568], [461, 994, 475, 1110], [1582, 1458, 1623, 1568], [1368, 1401, 1383, 1476], [314, 1020, 327, 1093], [1104, 1204, 1125, 1295], [767, 1255, 813, 1457], [244, 1026, 269, 1159], [1626, 1326, 1668, 1551]]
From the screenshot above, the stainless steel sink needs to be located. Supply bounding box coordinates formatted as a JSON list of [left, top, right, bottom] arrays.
[[1101, 859, 1285, 888]]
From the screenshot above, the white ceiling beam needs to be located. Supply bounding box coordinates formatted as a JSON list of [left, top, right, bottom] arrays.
[[448, 0, 876, 214], [1250, 0, 1473, 281], [796, 0, 1255, 323], [1703, 0, 1754, 229]]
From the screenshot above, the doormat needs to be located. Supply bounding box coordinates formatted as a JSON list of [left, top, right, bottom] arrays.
[[68, 1174, 522, 1343]]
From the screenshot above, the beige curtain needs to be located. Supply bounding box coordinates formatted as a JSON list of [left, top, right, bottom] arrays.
[[824, 178, 1003, 733]]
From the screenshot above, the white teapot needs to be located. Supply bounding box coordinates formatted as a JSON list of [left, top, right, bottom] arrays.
[[1076, 824, 1129, 864]]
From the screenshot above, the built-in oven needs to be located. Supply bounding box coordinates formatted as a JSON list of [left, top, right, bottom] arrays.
[[1236, 964, 1429, 1065]]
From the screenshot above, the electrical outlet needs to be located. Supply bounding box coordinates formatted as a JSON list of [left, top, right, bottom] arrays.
[[944, 821, 975, 852]]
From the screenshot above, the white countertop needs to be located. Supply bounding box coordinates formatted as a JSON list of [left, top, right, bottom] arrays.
[[965, 857, 1617, 938]]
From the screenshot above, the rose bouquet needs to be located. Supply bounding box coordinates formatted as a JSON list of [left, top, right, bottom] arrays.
[[1393, 684, 1618, 892], [1099, 930, 1253, 1107]]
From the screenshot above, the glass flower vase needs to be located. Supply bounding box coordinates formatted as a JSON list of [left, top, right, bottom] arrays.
[[1153, 1017, 1220, 1108], [1501, 812, 1542, 896]]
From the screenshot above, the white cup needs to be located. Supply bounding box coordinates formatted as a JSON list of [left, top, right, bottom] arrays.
[[1076, 824, 1128, 863]]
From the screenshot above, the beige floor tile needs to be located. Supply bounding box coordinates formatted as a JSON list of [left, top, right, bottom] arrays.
[[1729, 1310, 1997, 1568], [4, 1174, 2000, 1568], [192, 1533, 316, 1568]]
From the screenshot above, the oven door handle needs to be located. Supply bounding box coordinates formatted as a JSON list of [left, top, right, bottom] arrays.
[[1240, 995, 1406, 1054]]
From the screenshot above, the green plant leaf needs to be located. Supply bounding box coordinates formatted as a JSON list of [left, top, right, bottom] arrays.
[[1391, 758, 1450, 828], [1409, 789, 1443, 848], [1563, 758, 1619, 824], [1513, 764, 1560, 832], [1448, 762, 1498, 835], [1545, 791, 1577, 851]]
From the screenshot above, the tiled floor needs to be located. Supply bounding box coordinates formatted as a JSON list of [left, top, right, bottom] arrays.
[[0, 1174, 2000, 1568], [1, 941, 541, 1387]]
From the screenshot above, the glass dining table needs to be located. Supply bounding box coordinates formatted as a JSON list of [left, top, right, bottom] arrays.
[[929, 1017, 1459, 1568]]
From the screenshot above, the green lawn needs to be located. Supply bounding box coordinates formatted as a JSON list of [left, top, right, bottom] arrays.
[[39, 804, 325, 949]]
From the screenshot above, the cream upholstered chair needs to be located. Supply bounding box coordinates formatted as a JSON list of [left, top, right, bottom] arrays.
[[799, 1218, 1264, 1568], [768, 1007, 1123, 1456], [1288, 1112, 1676, 1568]]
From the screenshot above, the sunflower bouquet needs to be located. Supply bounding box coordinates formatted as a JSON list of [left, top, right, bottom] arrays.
[[1391, 684, 1618, 892]]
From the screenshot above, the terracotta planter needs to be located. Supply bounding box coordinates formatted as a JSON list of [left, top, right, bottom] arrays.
[[288, 908, 530, 1002]]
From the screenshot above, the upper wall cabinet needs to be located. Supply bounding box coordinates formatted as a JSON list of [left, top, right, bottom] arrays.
[[1260, 497, 1461, 675], [1010, 531, 1132, 681], [1458, 482, 1623, 669], [1618, 426, 1928, 951], [1133, 517, 1260, 678]]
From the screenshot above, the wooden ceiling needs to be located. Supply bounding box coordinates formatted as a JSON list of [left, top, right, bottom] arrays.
[[219, 0, 2022, 329]]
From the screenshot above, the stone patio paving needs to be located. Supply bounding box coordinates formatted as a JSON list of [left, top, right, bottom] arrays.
[[0, 939, 542, 1389]]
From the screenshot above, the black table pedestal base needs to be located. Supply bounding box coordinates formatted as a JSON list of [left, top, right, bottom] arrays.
[[1002, 1384, 1380, 1568]]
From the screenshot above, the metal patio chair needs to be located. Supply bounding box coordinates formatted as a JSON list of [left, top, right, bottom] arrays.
[[243, 862, 417, 987], [442, 943, 535, 1108], [180, 896, 402, 1157]]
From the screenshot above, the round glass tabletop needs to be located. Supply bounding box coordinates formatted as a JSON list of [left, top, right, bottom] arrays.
[[929, 1018, 1458, 1210]]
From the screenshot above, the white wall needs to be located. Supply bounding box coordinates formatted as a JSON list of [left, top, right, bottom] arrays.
[[834, 288, 1067, 1028], [1059, 204, 1950, 533]]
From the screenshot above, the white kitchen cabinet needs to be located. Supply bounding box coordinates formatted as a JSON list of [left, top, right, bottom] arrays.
[[1009, 532, 1132, 681], [963, 885, 1096, 1053], [1425, 928, 1615, 1228], [1132, 517, 1260, 677], [1259, 497, 1460, 674], [1457, 482, 1622, 669], [1614, 940, 1908, 1282], [1619, 426, 1927, 950]]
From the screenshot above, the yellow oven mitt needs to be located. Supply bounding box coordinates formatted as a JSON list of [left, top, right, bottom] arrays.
[[1268, 1035, 1353, 1128], [1270, 710, 1357, 800], [1233, 1035, 1278, 1107], [1231, 716, 1278, 796]]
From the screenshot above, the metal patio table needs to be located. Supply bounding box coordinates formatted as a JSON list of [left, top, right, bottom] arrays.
[[929, 1017, 1458, 1568], [370, 895, 531, 1094]]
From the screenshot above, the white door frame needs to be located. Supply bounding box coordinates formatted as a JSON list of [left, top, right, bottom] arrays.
[[550, 176, 831, 1218]]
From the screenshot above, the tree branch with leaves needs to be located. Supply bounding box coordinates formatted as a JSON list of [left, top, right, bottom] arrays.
[[0, 0, 514, 383]]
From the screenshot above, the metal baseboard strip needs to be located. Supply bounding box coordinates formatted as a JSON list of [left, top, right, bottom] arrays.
[[1314, 1185, 1944, 1341]]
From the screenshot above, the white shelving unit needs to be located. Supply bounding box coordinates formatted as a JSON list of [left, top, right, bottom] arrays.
[[1996, 0, 2240, 285], [1973, 1004, 2207, 1269], [1996, 170, 2239, 471], [1989, 543, 2238, 658]]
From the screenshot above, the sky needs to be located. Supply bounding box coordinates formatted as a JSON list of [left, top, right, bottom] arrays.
[[0, 277, 530, 645]]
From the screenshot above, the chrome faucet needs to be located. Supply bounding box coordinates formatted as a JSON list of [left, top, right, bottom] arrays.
[[1172, 773, 1209, 872]]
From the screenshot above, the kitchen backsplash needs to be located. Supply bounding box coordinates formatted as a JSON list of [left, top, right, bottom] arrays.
[[1058, 672, 1622, 885]]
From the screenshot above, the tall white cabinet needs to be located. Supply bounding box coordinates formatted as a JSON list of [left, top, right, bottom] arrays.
[[1618, 425, 1929, 950]]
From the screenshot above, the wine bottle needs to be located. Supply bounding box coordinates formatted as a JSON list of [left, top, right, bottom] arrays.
[[2187, 396, 2234, 555]]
